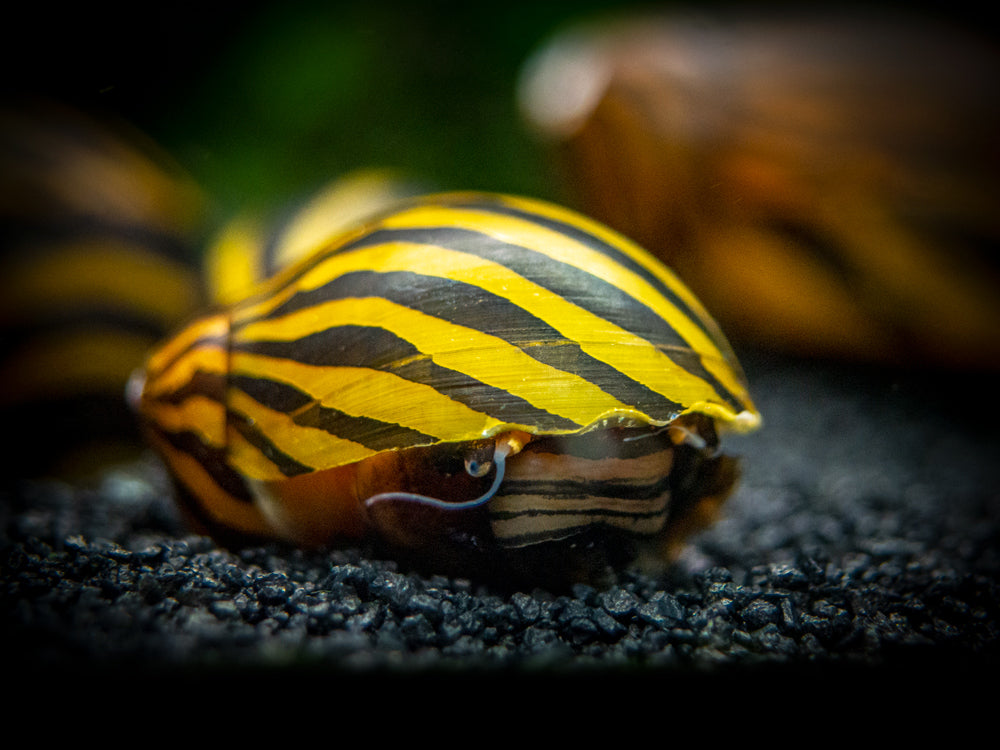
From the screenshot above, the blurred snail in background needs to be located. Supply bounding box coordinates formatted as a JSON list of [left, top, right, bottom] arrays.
[[518, 9, 1000, 369], [0, 102, 208, 476], [203, 168, 426, 307]]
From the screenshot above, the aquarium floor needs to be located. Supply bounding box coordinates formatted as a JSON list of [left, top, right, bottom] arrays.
[[3, 351, 998, 694]]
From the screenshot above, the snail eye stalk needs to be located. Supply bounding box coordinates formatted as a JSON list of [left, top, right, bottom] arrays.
[[365, 439, 515, 512]]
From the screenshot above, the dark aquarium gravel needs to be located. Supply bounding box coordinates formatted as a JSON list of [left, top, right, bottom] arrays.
[[3, 352, 998, 685]]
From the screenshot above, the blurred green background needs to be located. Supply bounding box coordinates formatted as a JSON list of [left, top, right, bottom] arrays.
[[5, 1, 987, 222], [6, 1, 661, 221]]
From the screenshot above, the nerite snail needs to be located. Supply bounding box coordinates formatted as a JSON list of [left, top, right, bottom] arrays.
[[131, 191, 760, 584]]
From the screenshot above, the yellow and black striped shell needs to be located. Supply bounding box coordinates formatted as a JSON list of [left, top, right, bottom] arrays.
[[133, 191, 759, 584]]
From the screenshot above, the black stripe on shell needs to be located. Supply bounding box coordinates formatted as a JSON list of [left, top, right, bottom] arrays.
[[333, 226, 747, 415], [232, 325, 582, 433], [229, 373, 438, 452], [150, 424, 256, 504], [452, 197, 721, 345], [253, 269, 685, 422]]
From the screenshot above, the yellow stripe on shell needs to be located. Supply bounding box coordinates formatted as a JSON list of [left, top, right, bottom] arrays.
[[144, 429, 274, 538], [232, 239, 735, 425], [491, 503, 668, 544], [141, 339, 228, 402], [374, 201, 753, 417], [142, 313, 229, 383], [230, 352, 509, 442], [226, 424, 299, 483], [494, 193, 745, 362], [226, 387, 379, 478], [138, 394, 228, 450], [234, 295, 635, 429]]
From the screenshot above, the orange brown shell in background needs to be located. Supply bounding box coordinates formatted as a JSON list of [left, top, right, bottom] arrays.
[[518, 9, 1000, 369]]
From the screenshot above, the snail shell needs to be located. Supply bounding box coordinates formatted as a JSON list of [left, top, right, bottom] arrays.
[[133, 191, 759, 583]]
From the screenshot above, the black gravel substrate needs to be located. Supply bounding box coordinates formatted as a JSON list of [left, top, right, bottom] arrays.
[[3, 351, 998, 686]]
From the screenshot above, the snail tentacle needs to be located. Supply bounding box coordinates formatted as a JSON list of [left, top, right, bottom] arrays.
[[364, 439, 516, 512]]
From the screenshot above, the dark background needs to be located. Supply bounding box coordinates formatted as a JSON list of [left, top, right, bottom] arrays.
[[5, 1, 599, 216], [6, 1, 994, 216]]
